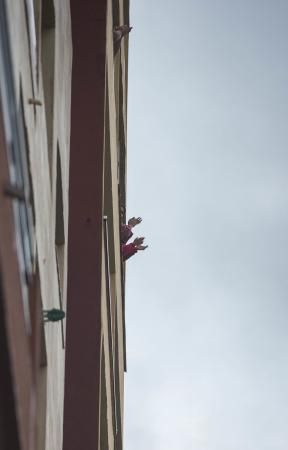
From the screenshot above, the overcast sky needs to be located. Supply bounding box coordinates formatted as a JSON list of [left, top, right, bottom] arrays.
[[124, 2, 288, 449]]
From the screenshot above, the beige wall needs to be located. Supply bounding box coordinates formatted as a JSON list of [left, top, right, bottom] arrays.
[[4, 1, 72, 449], [100, 0, 130, 448]]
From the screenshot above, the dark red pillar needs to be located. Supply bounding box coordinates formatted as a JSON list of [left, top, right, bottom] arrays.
[[63, 1, 107, 449]]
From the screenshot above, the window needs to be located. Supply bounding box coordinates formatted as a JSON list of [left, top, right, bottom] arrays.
[[24, 0, 38, 88], [41, 0, 55, 176], [0, 5, 36, 330], [55, 145, 65, 347], [55, 146, 65, 247]]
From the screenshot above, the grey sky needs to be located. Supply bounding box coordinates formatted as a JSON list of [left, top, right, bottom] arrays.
[[125, 1, 288, 449]]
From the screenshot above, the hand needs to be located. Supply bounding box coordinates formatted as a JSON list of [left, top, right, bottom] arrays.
[[128, 217, 142, 228], [133, 237, 145, 246], [137, 245, 148, 251]]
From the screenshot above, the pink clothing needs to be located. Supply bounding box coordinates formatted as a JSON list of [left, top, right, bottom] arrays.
[[122, 243, 137, 261], [120, 224, 133, 244]]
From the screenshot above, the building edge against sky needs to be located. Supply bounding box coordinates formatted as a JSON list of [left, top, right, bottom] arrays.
[[0, 1, 130, 450]]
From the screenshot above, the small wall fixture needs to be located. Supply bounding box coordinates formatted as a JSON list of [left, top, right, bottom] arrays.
[[28, 98, 42, 106], [43, 308, 65, 323]]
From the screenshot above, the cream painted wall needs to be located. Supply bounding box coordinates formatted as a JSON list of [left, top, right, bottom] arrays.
[[5, 1, 72, 449], [100, 0, 130, 445]]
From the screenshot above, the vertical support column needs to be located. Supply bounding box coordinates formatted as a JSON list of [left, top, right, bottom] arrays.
[[63, 1, 108, 450]]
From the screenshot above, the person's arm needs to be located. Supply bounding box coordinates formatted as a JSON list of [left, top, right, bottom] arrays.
[[120, 217, 142, 244], [122, 243, 138, 261], [120, 224, 133, 244], [113, 25, 132, 55], [122, 237, 148, 261]]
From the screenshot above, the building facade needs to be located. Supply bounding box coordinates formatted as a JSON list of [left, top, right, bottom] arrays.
[[0, 0, 130, 449]]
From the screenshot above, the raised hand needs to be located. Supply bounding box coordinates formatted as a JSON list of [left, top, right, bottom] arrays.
[[128, 217, 142, 228], [114, 25, 133, 35], [133, 236, 145, 246], [137, 245, 148, 251], [113, 25, 133, 55]]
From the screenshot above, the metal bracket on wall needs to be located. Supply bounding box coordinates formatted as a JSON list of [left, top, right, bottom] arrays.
[[28, 98, 42, 106], [43, 308, 66, 323]]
